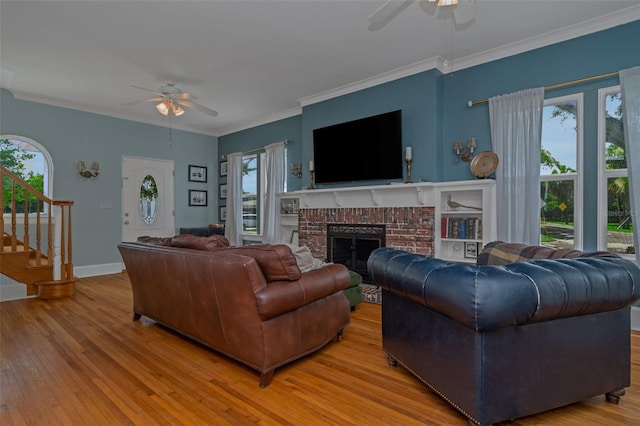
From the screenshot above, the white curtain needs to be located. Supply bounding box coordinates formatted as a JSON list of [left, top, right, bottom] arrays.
[[224, 152, 243, 246], [263, 141, 286, 244], [489, 87, 544, 245], [620, 66, 640, 266]]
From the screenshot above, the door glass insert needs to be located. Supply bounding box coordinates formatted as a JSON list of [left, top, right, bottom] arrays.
[[140, 175, 158, 224]]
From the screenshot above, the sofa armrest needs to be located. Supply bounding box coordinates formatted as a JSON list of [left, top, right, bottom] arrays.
[[255, 264, 350, 320], [368, 247, 640, 332]]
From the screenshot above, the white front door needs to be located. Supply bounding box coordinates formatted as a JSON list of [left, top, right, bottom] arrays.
[[122, 156, 175, 242]]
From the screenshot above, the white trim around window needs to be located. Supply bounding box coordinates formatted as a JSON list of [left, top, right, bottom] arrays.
[[541, 94, 583, 250]]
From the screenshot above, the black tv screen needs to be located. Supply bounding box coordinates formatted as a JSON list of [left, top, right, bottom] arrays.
[[312, 110, 403, 185]]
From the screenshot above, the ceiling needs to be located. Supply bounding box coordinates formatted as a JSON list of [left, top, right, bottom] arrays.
[[1, 1, 639, 137]]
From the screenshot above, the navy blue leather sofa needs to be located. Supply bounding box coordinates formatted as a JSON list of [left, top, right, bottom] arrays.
[[367, 244, 640, 426]]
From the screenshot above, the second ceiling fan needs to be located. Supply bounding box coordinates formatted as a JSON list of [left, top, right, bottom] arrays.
[[368, 0, 476, 31]]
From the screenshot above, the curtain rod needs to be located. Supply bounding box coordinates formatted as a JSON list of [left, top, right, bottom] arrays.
[[221, 141, 289, 159], [466, 71, 619, 107], [243, 140, 288, 155]]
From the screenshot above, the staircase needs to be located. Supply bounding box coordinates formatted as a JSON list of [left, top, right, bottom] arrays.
[[1, 165, 76, 299]]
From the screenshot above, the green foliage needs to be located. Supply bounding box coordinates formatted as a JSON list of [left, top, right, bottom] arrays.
[[2, 138, 45, 213]]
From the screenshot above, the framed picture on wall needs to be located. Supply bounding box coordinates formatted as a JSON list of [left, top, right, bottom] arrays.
[[219, 206, 227, 222], [219, 184, 227, 199], [220, 161, 228, 177], [188, 165, 207, 182], [464, 242, 478, 259], [188, 190, 208, 206]]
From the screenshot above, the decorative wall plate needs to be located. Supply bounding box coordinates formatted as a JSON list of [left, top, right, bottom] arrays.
[[470, 151, 499, 178]]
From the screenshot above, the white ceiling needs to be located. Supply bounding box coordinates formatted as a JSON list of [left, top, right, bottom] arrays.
[[1, 1, 639, 137]]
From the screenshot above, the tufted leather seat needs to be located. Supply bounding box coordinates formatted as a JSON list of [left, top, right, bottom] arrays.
[[368, 244, 640, 425]]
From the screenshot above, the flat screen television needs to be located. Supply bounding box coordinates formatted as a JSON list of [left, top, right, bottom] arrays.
[[312, 110, 403, 185]]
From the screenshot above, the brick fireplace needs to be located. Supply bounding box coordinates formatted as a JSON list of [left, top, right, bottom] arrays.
[[284, 183, 440, 279], [297, 206, 434, 263]]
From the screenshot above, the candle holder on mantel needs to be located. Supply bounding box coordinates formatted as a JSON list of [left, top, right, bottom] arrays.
[[405, 158, 413, 184], [309, 170, 315, 190]]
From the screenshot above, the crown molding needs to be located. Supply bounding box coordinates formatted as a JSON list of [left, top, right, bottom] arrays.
[[450, 4, 640, 73], [215, 107, 302, 137], [6, 88, 218, 137], [298, 57, 442, 107], [297, 6, 640, 107]]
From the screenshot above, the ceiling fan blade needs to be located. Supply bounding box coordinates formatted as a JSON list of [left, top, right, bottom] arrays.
[[180, 100, 218, 117], [368, 0, 414, 30], [177, 92, 196, 100], [452, 0, 476, 30], [130, 84, 164, 96], [121, 97, 164, 106]]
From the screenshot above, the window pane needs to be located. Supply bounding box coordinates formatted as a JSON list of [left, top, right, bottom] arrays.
[[604, 93, 626, 170], [540, 179, 575, 249], [541, 103, 577, 176], [139, 175, 158, 224], [242, 156, 258, 234], [606, 177, 634, 255]]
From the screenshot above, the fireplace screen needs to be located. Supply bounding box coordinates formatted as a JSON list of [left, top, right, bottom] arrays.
[[327, 224, 386, 282]]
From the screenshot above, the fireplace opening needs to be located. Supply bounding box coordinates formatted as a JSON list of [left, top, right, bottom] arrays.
[[327, 224, 385, 283]]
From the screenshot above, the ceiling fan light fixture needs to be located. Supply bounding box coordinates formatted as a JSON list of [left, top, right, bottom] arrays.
[[172, 104, 185, 117], [437, 0, 458, 5], [156, 101, 170, 116]]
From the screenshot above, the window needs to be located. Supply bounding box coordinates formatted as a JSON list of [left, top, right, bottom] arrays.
[[241, 153, 266, 236], [598, 87, 634, 256], [539, 95, 583, 250], [1, 136, 52, 213]]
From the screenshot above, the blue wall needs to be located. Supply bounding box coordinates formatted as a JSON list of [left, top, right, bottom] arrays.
[[1, 89, 218, 268], [2, 21, 638, 269], [217, 114, 302, 190], [219, 21, 639, 250]]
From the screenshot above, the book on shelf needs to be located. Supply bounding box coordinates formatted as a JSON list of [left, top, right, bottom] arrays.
[[441, 217, 483, 240]]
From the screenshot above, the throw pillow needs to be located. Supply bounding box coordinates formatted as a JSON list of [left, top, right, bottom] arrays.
[[219, 244, 301, 282], [284, 243, 331, 273], [171, 234, 230, 251], [137, 236, 173, 246]]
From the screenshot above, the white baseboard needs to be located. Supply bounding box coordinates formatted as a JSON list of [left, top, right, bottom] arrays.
[[632, 306, 640, 331], [0, 280, 35, 302], [74, 262, 124, 278], [1, 262, 124, 302]]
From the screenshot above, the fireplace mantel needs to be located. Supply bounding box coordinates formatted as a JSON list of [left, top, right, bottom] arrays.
[[283, 182, 438, 209], [277, 180, 496, 263]]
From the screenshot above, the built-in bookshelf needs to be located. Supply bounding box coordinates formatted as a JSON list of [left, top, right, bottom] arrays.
[[434, 180, 496, 263], [278, 197, 300, 244]]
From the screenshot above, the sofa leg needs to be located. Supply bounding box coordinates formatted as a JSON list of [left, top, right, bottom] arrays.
[[336, 329, 344, 342], [605, 388, 625, 404], [132, 312, 141, 321], [385, 353, 397, 367], [260, 371, 274, 388]]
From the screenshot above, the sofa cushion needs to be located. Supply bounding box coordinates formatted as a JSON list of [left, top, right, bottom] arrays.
[[219, 244, 302, 282], [477, 241, 615, 266], [170, 234, 230, 251]]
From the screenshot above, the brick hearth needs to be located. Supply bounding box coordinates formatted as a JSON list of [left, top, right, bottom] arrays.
[[297, 207, 434, 261]]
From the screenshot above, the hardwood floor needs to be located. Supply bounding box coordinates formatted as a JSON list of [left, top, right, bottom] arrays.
[[2, 273, 639, 425]]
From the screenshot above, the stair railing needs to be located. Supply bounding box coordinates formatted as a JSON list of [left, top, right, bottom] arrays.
[[1, 165, 74, 281]]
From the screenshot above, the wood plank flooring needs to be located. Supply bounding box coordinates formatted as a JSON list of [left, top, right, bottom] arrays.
[[1, 273, 639, 425]]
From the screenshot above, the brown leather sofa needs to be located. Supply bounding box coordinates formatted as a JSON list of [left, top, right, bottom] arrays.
[[118, 235, 351, 387]]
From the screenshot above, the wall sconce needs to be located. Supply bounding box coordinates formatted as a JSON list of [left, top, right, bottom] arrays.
[[290, 162, 302, 178], [78, 161, 100, 179], [454, 137, 477, 162]]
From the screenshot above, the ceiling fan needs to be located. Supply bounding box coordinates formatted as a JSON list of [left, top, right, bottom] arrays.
[[125, 81, 218, 118], [368, 0, 476, 31]]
